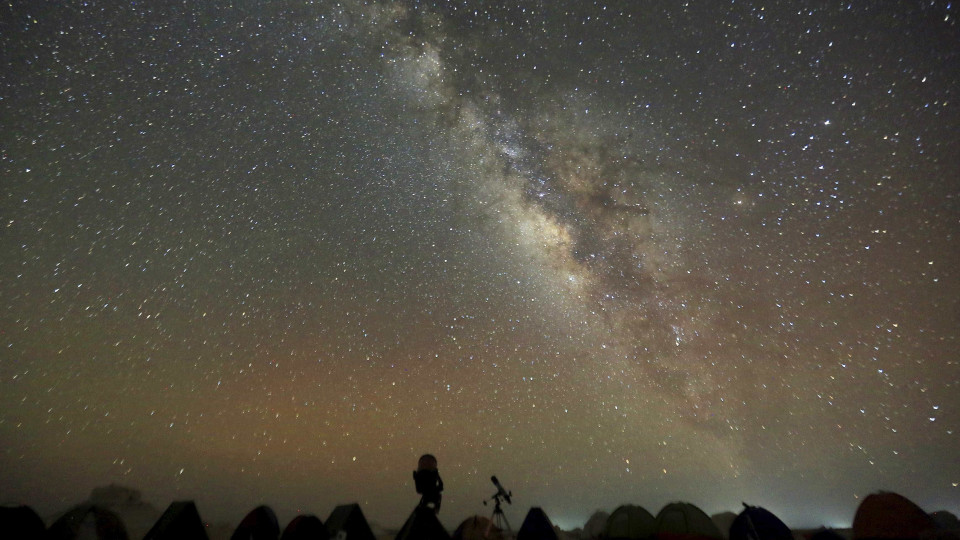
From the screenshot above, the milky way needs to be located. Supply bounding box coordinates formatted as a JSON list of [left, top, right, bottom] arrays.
[[1, 0, 958, 531]]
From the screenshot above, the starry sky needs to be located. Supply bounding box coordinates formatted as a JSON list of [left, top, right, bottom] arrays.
[[1, 0, 958, 531]]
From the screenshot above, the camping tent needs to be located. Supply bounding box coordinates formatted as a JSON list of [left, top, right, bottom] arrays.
[[396, 506, 451, 540], [144, 501, 207, 540], [655, 502, 724, 540], [930, 510, 960, 531], [326, 504, 376, 540], [517, 507, 558, 540], [231, 505, 280, 540], [0, 505, 46, 539], [605, 505, 656, 540], [852, 492, 936, 540], [710, 513, 737, 540], [47, 505, 129, 540], [582, 511, 610, 540], [281, 515, 327, 540], [453, 515, 504, 540], [728, 505, 791, 540]]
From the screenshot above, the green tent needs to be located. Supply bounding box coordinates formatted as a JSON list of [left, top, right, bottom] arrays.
[[655, 502, 723, 540], [605, 505, 656, 540]]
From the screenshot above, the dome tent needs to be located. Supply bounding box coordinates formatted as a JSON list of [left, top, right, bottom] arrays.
[[655, 502, 724, 540], [518, 507, 559, 540], [930, 510, 960, 531], [583, 511, 610, 540], [728, 505, 791, 540], [281, 515, 327, 540], [326, 504, 376, 540], [231, 505, 280, 540], [0, 505, 46, 539], [852, 492, 936, 540], [395, 506, 451, 540], [453, 515, 504, 540], [144, 501, 207, 540], [605, 505, 656, 540]]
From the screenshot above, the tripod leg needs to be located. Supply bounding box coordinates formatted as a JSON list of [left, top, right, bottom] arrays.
[[491, 509, 512, 534]]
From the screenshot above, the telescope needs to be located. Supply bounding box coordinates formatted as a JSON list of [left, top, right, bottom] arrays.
[[483, 475, 513, 533], [490, 476, 512, 505]]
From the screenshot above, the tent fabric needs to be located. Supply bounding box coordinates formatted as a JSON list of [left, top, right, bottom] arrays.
[[326, 504, 376, 540], [452, 515, 504, 540], [582, 511, 610, 540], [728, 505, 791, 540], [47, 504, 129, 540], [281, 515, 327, 540], [144, 501, 208, 540], [655, 502, 724, 540], [395, 506, 451, 540], [231, 505, 280, 540], [517, 507, 559, 540], [605, 505, 656, 540], [931, 511, 960, 531], [0, 505, 46, 540], [853, 492, 936, 540], [710, 512, 737, 540]]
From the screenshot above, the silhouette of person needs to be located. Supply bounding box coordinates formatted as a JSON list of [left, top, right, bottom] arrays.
[[413, 454, 443, 514]]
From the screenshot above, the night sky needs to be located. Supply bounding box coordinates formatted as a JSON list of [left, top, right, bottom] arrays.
[[2, 0, 958, 531]]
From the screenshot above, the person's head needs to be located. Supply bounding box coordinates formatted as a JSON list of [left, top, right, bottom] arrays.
[[417, 454, 438, 471]]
